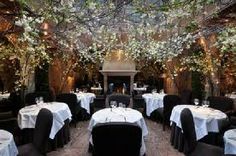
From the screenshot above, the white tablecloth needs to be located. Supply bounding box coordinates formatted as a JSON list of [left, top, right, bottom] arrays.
[[170, 105, 227, 140], [91, 87, 103, 91], [134, 87, 147, 91], [88, 108, 148, 156], [142, 93, 166, 116], [0, 130, 18, 156], [75, 92, 96, 114], [0, 93, 10, 100], [17, 102, 72, 139], [224, 129, 236, 154]]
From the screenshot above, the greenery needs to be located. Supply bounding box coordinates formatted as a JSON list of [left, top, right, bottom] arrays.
[[1, 0, 235, 94]]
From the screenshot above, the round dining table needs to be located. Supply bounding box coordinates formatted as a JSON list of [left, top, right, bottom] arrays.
[[0, 130, 18, 156], [88, 107, 148, 156], [74, 92, 96, 114], [170, 104, 228, 152], [17, 102, 72, 150], [142, 93, 166, 117], [224, 129, 236, 155], [0, 93, 10, 100], [18, 102, 72, 139]]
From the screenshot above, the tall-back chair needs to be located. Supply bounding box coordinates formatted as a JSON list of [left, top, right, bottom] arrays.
[[92, 122, 142, 156], [156, 95, 181, 131], [107, 94, 131, 107], [56, 93, 83, 124], [180, 108, 223, 156], [18, 108, 53, 155]]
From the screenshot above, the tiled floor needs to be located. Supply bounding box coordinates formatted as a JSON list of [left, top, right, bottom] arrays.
[[48, 118, 184, 156]]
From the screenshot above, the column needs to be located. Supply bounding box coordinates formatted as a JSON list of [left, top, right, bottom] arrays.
[[104, 74, 108, 94], [130, 75, 134, 95]]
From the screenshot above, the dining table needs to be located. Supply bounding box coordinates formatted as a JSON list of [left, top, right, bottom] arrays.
[[0, 129, 18, 156], [17, 102, 72, 150], [170, 104, 228, 152], [0, 93, 10, 101], [74, 92, 96, 114], [91, 87, 103, 95], [142, 93, 166, 117], [88, 107, 148, 156], [224, 129, 236, 155]]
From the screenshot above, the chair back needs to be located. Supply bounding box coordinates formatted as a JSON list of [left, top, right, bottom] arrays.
[[92, 122, 142, 156], [108, 94, 131, 107], [33, 108, 53, 154], [163, 95, 181, 122], [180, 89, 192, 104], [207, 96, 233, 112], [25, 91, 53, 106], [56, 93, 79, 116], [180, 108, 197, 154]]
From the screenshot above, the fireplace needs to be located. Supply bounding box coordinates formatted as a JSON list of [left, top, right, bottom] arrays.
[[108, 76, 130, 94], [100, 50, 138, 94]]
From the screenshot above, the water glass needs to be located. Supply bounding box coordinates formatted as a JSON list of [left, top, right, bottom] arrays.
[[119, 102, 125, 108], [110, 101, 117, 108], [194, 98, 199, 106], [152, 89, 157, 94]]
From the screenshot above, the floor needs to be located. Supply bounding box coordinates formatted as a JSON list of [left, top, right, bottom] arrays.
[[48, 116, 184, 156]]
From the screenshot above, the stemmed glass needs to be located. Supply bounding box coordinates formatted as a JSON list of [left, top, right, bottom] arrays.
[[35, 97, 39, 105], [110, 101, 117, 111], [194, 98, 199, 106], [39, 96, 44, 104]]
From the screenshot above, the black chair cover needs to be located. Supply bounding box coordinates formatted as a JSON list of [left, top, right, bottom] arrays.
[[156, 94, 181, 130], [92, 122, 142, 156], [18, 108, 53, 155], [107, 94, 131, 107], [25, 91, 54, 106], [180, 108, 224, 156]]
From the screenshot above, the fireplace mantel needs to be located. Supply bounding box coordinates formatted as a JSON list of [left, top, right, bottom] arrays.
[[100, 70, 138, 76]]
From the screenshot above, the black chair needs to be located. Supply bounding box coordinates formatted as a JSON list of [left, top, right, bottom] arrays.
[[133, 95, 145, 109], [180, 108, 224, 156], [92, 122, 142, 156], [156, 95, 181, 131], [25, 92, 53, 106], [180, 89, 192, 104], [208, 96, 234, 116], [107, 93, 131, 107], [56, 93, 86, 123], [93, 94, 106, 109], [18, 108, 53, 156]]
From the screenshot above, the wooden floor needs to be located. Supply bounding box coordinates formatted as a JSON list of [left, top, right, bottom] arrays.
[[48, 116, 184, 156]]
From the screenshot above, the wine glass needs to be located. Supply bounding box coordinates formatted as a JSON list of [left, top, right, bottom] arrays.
[[202, 100, 207, 107], [35, 97, 39, 104], [194, 98, 199, 106], [39, 96, 44, 104], [152, 89, 157, 94], [206, 100, 210, 107], [110, 101, 117, 110]]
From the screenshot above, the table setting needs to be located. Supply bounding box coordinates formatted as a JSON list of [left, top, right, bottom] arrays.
[[142, 91, 166, 117], [170, 104, 228, 152], [73, 92, 96, 114], [224, 129, 236, 155], [88, 106, 148, 156], [18, 102, 72, 139], [0, 130, 18, 156], [0, 93, 10, 101]]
